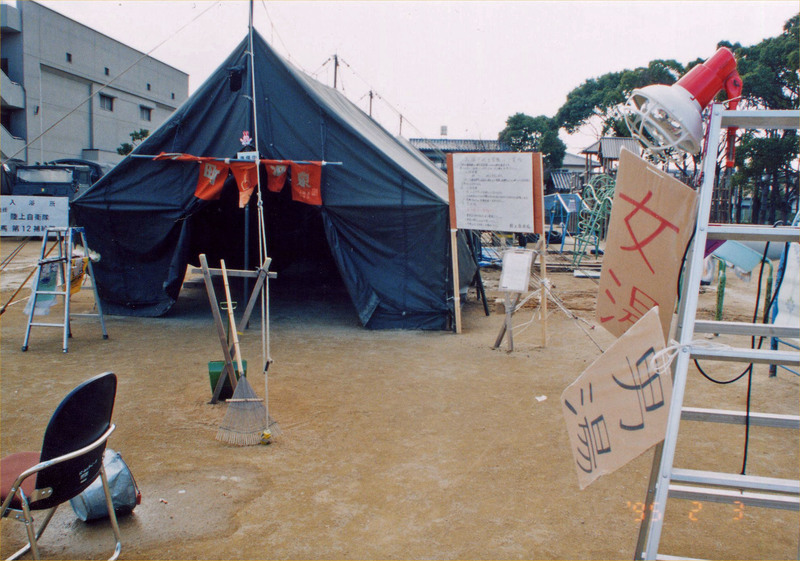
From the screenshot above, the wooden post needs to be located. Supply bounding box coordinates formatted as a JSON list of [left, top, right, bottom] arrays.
[[532, 152, 547, 348], [447, 153, 462, 334], [539, 237, 548, 347], [504, 292, 514, 351], [493, 292, 521, 352], [199, 254, 239, 403], [450, 229, 462, 334]]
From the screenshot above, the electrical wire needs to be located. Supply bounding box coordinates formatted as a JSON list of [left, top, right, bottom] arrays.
[[690, 221, 790, 474], [503, 256, 606, 353], [257, 0, 301, 71]]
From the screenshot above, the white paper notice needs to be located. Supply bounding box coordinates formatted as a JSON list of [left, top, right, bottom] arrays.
[[450, 153, 534, 232], [499, 250, 534, 293]]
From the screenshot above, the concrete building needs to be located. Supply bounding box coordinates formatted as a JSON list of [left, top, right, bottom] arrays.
[[408, 138, 511, 173], [1, 1, 188, 165], [580, 136, 641, 175]]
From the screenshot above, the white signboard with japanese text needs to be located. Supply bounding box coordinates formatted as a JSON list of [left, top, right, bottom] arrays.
[[447, 152, 544, 234], [0, 196, 69, 236]]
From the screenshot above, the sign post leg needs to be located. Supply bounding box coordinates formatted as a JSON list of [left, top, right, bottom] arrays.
[[539, 238, 548, 347], [450, 229, 462, 334], [505, 292, 515, 352]]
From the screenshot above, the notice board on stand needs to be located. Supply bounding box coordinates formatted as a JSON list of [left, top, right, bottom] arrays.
[[499, 249, 534, 293], [447, 152, 546, 341], [447, 152, 544, 235]]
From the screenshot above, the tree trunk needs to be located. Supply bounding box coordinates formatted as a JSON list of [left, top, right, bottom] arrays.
[[783, 166, 797, 223], [734, 183, 743, 224], [769, 170, 779, 225], [751, 180, 762, 224]]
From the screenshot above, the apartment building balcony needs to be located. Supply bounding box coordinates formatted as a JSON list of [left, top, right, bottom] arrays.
[[1, 70, 25, 110], [1, 124, 26, 162], [1, 3, 22, 33]]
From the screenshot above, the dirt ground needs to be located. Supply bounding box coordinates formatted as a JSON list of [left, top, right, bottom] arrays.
[[1, 238, 797, 560]]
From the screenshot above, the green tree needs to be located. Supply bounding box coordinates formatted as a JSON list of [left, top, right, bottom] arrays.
[[555, 59, 684, 136], [727, 14, 799, 224], [117, 128, 150, 156], [498, 113, 566, 169]]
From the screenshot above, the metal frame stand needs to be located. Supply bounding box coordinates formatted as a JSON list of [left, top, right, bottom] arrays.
[[634, 106, 800, 560]]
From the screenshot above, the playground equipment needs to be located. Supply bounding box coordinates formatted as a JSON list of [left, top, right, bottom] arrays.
[[572, 174, 615, 267], [543, 193, 587, 254]]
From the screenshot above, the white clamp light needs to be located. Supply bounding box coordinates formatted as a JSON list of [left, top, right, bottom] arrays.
[[622, 47, 743, 162]]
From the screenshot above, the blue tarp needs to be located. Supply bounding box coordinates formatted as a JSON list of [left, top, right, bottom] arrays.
[[72, 31, 476, 330]]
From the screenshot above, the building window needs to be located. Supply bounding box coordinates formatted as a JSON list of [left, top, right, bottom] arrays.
[[171, 92, 175, 100], [66, 52, 72, 63], [146, 83, 151, 91], [104, 67, 110, 76], [139, 106, 152, 121], [99, 93, 114, 111]]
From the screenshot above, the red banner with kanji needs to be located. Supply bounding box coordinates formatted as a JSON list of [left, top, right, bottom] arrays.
[[145, 153, 324, 204], [230, 161, 259, 208], [265, 163, 288, 193], [194, 160, 230, 201], [290, 163, 323, 206]]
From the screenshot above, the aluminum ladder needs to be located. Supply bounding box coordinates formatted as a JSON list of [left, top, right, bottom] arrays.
[[22, 226, 108, 353], [634, 106, 800, 560]]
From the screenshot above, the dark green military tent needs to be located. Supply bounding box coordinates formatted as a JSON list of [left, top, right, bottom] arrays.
[[72, 31, 476, 329]]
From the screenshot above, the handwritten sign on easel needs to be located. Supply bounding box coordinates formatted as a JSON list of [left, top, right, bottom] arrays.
[[447, 152, 546, 336], [493, 249, 534, 351], [499, 249, 534, 293]]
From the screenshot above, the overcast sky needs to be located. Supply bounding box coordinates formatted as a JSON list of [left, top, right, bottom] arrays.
[[36, 0, 799, 154]]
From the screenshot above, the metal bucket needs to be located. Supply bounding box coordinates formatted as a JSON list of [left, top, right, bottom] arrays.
[[70, 448, 141, 521]]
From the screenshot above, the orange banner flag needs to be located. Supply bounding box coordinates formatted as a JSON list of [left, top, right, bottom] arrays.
[[290, 162, 322, 206], [230, 161, 259, 208], [266, 163, 288, 193], [194, 160, 230, 201]]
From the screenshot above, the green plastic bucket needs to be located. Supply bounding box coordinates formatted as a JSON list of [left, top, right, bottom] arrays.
[[207, 360, 247, 401]]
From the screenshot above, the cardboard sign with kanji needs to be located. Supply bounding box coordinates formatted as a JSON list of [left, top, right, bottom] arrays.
[[561, 307, 672, 489], [597, 149, 697, 340]]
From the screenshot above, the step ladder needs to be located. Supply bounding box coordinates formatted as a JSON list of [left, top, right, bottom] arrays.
[[22, 227, 108, 353], [634, 106, 800, 560]]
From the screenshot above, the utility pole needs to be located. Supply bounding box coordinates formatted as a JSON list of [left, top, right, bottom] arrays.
[[333, 54, 338, 89], [399, 115, 403, 136], [368, 90, 373, 117]]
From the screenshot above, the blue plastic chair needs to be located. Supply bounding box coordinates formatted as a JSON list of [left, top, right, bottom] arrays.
[[0, 373, 122, 560]]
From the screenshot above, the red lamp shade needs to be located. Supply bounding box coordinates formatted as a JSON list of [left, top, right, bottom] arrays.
[[623, 47, 743, 158]]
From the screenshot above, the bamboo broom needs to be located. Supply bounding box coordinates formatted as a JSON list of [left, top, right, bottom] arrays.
[[216, 260, 267, 446]]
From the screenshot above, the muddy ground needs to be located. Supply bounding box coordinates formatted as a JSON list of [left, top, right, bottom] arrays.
[[1, 239, 797, 560]]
